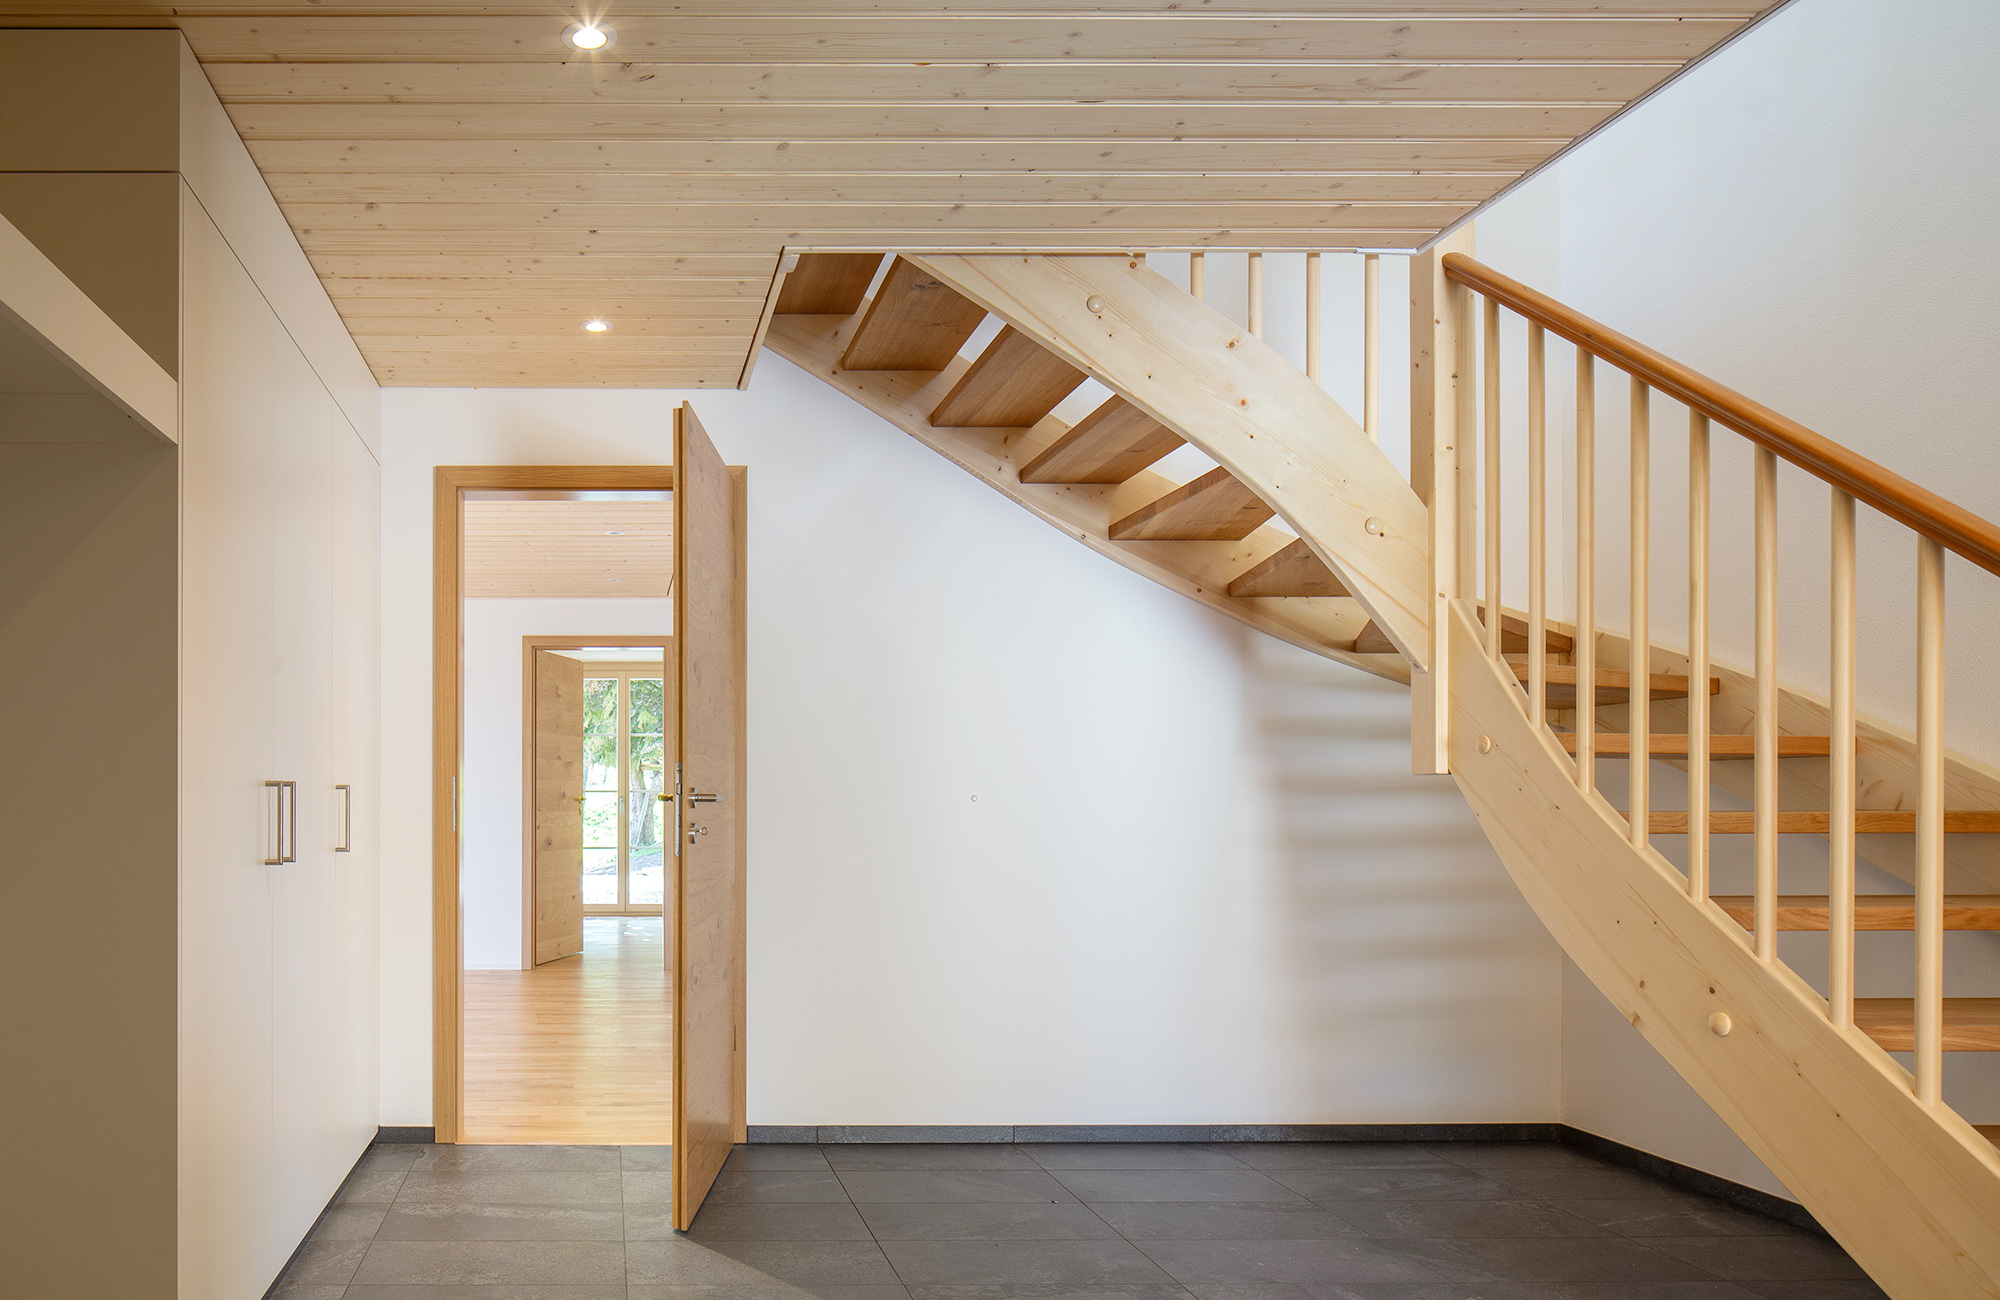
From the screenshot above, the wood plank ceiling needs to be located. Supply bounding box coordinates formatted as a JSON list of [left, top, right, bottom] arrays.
[[463, 498, 673, 597], [1, 2, 1781, 387]]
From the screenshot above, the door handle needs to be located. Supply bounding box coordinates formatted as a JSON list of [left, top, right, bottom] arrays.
[[335, 784, 353, 853], [664, 781, 722, 855]]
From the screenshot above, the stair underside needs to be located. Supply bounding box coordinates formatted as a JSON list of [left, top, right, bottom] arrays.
[[840, 256, 987, 371], [1228, 538, 1350, 598], [1711, 895, 2000, 930], [1111, 467, 1274, 542], [931, 325, 1088, 428], [774, 252, 882, 316], [767, 252, 1406, 678], [1019, 396, 1182, 484], [764, 291, 1399, 679]]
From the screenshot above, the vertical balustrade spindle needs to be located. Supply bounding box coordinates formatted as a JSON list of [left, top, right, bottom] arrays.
[[1754, 447, 1779, 960], [1484, 296, 1502, 662], [1629, 379, 1651, 847], [1687, 415, 1711, 900], [1248, 251, 1264, 338], [1829, 490, 1857, 1027], [1576, 352, 1596, 793], [1915, 536, 1946, 1104], [1190, 250, 1205, 301], [1304, 251, 1322, 384], [1528, 325, 1547, 725], [1364, 253, 1381, 444]]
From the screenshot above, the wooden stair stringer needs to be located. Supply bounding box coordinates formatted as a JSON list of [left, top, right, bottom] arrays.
[[764, 309, 1403, 683], [908, 253, 1431, 668], [1443, 599, 2000, 1300]]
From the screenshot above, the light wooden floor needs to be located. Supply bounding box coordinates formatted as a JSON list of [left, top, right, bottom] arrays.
[[463, 915, 673, 1145]]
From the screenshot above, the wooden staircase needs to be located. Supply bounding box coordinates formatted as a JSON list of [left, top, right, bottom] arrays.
[[765, 248, 2000, 1298], [766, 254, 1422, 680]]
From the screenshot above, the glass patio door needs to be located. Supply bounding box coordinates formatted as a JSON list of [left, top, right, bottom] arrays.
[[581, 667, 667, 914]]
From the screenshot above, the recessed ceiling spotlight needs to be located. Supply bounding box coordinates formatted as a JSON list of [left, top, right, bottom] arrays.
[[604, 530, 625, 536], [562, 21, 615, 51], [582, 318, 612, 333], [607, 576, 624, 583]]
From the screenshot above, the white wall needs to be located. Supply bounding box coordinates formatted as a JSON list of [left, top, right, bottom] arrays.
[[461, 597, 671, 969], [1468, 0, 2000, 1201], [379, 359, 1562, 1127], [1479, 0, 2000, 762]]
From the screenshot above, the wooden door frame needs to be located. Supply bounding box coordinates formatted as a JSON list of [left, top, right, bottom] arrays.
[[433, 463, 746, 1145], [522, 639, 674, 965]]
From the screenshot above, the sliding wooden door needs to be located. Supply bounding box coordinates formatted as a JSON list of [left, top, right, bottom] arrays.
[[671, 402, 743, 1228]]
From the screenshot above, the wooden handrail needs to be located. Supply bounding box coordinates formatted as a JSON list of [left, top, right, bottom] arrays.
[[1442, 252, 2000, 578]]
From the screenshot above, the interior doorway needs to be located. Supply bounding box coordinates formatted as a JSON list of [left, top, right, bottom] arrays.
[[434, 408, 746, 1204], [523, 639, 673, 970]]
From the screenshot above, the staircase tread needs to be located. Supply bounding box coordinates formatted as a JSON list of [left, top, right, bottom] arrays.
[[838, 256, 987, 371], [1558, 733, 1834, 757], [1853, 999, 2000, 1051], [775, 252, 883, 316], [930, 325, 1088, 428], [1639, 810, 2000, 833], [1109, 467, 1274, 542], [1710, 895, 2000, 930], [1477, 605, 1573, 654], [1515, 661, 1718, 704], [1019, 396, 1183, 484], [1228, 538, 1350, 598]]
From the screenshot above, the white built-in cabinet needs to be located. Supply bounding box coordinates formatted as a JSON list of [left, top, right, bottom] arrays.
[[0, 30, 382, 1298], [179, 187, 381, 1299]]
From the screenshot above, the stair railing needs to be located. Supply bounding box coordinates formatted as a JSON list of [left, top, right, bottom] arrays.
[[1183, 248, 1391, 445], [1432, 246, 2000, 1113]]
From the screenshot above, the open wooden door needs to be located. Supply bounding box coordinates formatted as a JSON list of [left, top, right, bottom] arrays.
[[532, 650, 585, 965], [671, 402, 744, 1228]]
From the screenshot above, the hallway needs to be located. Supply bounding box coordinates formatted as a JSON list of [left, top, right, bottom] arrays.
[[463, 916, 673, 1145], [277, 1138, 1879, 1296]]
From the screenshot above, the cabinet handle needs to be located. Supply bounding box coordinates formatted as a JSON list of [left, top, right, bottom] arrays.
[[264, 780, 284, 864], [263, 780, 298, 864], [335, 784, 353, 853]]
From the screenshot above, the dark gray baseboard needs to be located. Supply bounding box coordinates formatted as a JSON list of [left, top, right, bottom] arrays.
[[749, 1122, 1560, 1144], [744, 1121, 1813, 1236], [1555, 1125, 1822, 1237], [375, 1125, 437, 1144]]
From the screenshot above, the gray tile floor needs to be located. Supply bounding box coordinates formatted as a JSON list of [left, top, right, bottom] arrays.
[[275, 1140, 1885, 1299]]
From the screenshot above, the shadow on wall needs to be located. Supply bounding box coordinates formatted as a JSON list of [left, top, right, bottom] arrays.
[[1248, 634, 1561, 1120]]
